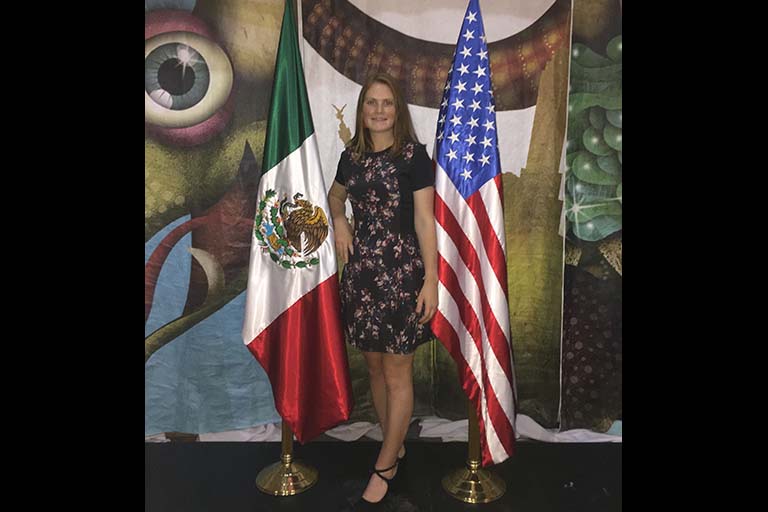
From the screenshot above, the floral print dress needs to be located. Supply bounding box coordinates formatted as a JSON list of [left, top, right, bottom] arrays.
[[334, 142, 434, 354]]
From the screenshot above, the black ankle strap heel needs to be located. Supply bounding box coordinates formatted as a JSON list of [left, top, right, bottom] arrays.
[[372, 460, 399, 483], [353, 461, 399, 510]]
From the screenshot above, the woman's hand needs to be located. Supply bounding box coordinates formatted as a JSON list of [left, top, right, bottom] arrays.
[[328, 181, 354, 264], [334, 217, 354, 264], [416, 277, 438, 325], [413, 186, 438, 325]]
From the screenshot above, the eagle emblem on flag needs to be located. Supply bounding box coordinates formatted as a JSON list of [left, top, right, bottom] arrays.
[[254, 190, 328, 269]]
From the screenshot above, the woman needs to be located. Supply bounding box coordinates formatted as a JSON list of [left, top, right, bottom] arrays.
[[328, 72, 438, 508]]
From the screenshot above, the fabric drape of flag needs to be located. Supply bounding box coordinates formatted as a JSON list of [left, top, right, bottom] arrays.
[[242, 0, 353, 444], [429, 0, 518, 466]]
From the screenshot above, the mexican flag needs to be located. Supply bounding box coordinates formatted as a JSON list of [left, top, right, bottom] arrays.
[[242, 0, 353, 443]]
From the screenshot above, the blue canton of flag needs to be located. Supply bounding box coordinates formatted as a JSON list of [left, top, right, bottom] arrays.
[[435, 0, 499, 200]]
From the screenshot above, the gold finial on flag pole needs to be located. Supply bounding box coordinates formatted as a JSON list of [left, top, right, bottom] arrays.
[[255, 420, 318, 495], [442, 401, 506, 503]]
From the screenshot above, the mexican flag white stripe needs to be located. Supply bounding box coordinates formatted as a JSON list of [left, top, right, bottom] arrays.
[[241, 133, 338, 340]]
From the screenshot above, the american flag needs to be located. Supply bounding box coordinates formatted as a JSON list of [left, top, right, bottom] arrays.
[[430, 0, 517, 466]]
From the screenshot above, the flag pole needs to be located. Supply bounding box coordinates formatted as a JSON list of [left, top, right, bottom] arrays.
[[255, 420, 318, 495], [441, 400, 506, 502]]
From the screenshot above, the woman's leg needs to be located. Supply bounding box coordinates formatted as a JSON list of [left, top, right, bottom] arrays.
[[362, 351, 388, 439], [361, 352, 414, 502]]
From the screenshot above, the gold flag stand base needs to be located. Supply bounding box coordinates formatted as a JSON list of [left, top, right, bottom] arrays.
[[255, 456, 318, 496], [255, 421, 318, 496], [442, 401, 507, 503], [441, 460, 506, 503]]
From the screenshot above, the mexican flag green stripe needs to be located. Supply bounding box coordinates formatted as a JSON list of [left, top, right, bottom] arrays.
[[261, 0, 315, 173]]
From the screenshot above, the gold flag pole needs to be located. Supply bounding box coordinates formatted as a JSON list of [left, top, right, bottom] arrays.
[[255, 420, 318, 495], [442, 401, 506, 503]]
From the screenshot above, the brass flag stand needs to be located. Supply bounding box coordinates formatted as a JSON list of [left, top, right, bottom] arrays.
[[442, 402, 506, 503], [255, 421, 318, 496]]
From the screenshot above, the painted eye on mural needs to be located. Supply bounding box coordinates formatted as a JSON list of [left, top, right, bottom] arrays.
[[145, 31, 233, 129], [145, 43, 210, 111]]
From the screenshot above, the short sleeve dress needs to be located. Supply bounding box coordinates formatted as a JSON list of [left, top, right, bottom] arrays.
[[334, 141, 435, 354]]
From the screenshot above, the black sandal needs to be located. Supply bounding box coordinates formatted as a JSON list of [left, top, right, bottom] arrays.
[[352, 461, 399, 510]]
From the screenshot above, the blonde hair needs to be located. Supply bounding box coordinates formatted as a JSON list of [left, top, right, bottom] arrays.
[[348, 72, 419, 159]]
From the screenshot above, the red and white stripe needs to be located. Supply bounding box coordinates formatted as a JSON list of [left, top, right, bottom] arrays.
[[430, 162, 518, 466]]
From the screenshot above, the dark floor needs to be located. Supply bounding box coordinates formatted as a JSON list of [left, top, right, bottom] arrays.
[[146, 437, 621, 512]]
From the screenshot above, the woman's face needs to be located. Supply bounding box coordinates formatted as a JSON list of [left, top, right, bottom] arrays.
[[362, 82, 396, 134]]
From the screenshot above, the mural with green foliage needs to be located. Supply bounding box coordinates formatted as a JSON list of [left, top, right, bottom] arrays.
[[565, 36, 622, 242], [561, 0, 622, 431]]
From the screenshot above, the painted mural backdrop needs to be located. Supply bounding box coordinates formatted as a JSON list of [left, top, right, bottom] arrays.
[[145, 0, 572, 436], [145, 0, 284, 435], [561, 0, 622, 430]]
